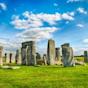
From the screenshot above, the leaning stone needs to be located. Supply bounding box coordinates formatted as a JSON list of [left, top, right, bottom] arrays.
[[61, 43, 75, 67]]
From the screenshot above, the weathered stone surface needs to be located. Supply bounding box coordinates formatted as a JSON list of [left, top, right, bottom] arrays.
[[84, 51, 88, 62], [36, 53, 41, 60], [21, 41, 36, 66], [1, 66, 20, 69], [55, 48, 61, 64], [36, 53, 41, 64], [75, 60, 86, 66], [61, 43, 75, 67], [21, 47, 27, 65], [4, 53, 7, 63], [47, 39, 55, 65], [18, 49, 22, 64], [9, 53, 12, 63], [15, 50, 19, 64], [43, 54, 47, 65], [0, 46, 3, 66]]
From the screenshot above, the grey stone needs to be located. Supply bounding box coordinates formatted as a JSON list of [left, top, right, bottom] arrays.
[[84, 51, 88, 62], [4, 53, 7, 63], [61, 43, 75, 67], [1, 66, 20, 69], [47, 39, 55, 65], [55, 48, 61, 62], [43, 54, 47, 65], [21, 47, 27, 65], [21, 41, 36, 66], [15, 50, 19, 64], [75, 60, 86, 66], [9, 53, 12, 63], [36, 53, 41, 60]]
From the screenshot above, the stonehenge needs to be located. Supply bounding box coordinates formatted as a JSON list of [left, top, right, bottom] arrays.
[[0, 39, 87, 67]]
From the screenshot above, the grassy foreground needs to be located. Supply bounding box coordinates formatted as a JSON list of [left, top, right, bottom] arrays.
[[0, 65, 88, 88]]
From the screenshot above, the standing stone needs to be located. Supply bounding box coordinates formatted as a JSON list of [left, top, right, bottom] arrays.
[[47, 39, 55, 65], [36, 53, 44, 65], [21, 47, 27, 65], [55, 48, 60, 61], [21, 41, 36, 66], [26, 41, 36, 65], [0, 46, 3, 66], [43, 54, 47, 65], [84, 51, 88, 62], [18, 49, 22, 64], [4, 53, 7, 63], [15, 50, 19, 64], [61, 43, 75, 67], [36, 53, 41, 60], [9, 53, 12, 63]]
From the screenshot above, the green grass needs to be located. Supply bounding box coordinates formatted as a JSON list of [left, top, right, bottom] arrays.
[[0, 65, 88, 88]]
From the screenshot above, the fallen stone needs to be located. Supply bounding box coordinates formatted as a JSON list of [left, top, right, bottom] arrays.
[[75, 60, 86, 66], [1, 66, 20, 69]]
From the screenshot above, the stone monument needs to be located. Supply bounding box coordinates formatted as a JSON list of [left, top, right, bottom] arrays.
[[21, 41, 36, 66], [47, 39, 55, 65], [61, 43, 75, 67], [84, 51, 88, 62]]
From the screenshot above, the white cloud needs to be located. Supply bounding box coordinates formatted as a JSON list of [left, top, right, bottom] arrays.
[[0, 3, 7, 10], [11, 15, 43, 29], [62, 13, 74, 20], [83, 39, 88, 44], [53, 3, 58, 7], [67, 0, 81, 3], [0, 38, 21, 52], [77, 24, 84, 28], [16, 27, 59, 42], [77, 7, 87, 14], [11, 11, 74, 30], [68, 12, 75, 16], [11, 11, 74, 46]]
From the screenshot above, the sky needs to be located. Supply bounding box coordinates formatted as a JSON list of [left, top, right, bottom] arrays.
[[0, 0, 88, 55]]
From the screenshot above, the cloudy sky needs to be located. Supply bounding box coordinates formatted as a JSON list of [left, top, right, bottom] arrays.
[[0, 0, 88, 55]]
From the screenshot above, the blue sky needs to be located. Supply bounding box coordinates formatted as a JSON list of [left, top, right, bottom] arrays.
[[0, 0, 88, 55]]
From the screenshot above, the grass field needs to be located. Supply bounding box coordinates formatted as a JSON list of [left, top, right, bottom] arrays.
[[0, 64, 88, 88]]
